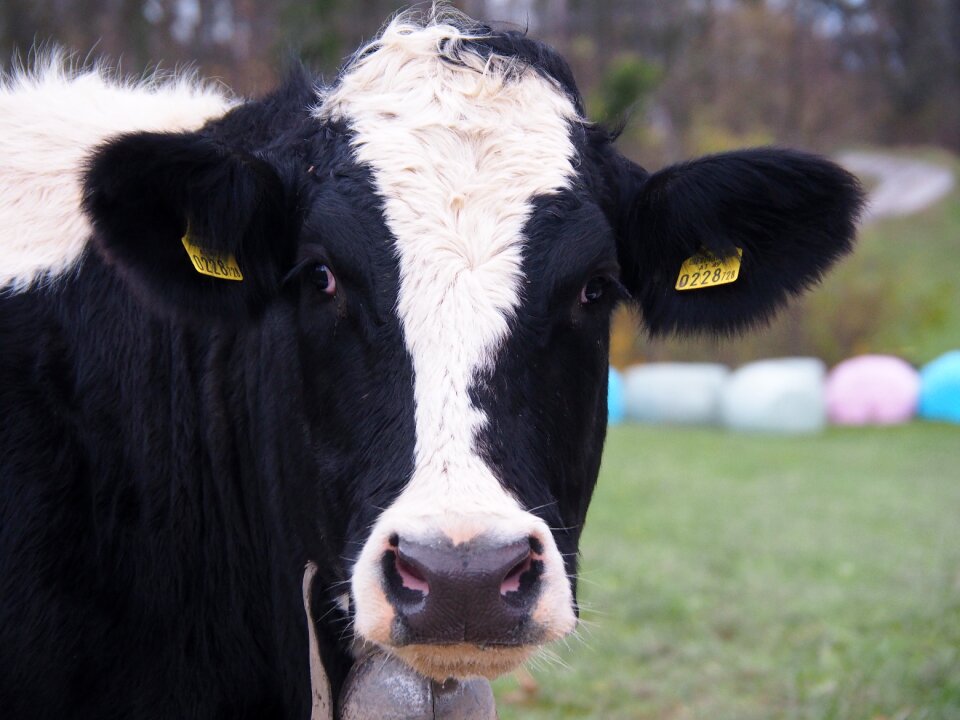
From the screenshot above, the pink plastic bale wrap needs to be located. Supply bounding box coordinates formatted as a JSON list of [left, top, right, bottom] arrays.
[[825, 355, 919, 426]]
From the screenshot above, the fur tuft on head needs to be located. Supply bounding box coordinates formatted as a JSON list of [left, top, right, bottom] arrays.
[[320, 3, 583, 117]]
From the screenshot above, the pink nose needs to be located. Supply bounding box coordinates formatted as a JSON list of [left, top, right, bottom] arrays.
[[381, 534, 544, 646]]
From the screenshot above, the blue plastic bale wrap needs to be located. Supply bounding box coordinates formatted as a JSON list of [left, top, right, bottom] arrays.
[[918, 350, 960, 424]]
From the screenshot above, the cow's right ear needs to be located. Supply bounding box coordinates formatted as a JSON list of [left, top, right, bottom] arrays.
[[83, 131, 295, 319]]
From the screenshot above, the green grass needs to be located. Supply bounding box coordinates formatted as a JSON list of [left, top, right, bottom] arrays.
[[494, 423, 960, 720]]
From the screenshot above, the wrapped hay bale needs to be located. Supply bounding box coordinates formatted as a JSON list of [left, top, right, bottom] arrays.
[[825, 355, 919, 425], [623, 363, 729, 426], [720, 358, 826, 433], [918, 350, 960, 424], [608, 367, 625, 425]]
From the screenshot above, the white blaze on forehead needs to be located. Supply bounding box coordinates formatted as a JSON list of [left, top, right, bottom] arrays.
[[323, 13, 581, 665], [0, 55, 233, 292], [318, 15, 579, 512]]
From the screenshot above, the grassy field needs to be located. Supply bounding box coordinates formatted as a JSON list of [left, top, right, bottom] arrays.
[[494, 423, 960, 720]]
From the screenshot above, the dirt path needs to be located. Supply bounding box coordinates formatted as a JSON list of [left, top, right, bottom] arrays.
[[839, 152, 956, 224]]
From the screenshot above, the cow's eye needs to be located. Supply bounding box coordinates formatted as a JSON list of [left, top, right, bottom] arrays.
[[310, 263, 337, 296], [579, 276, 608, 305]]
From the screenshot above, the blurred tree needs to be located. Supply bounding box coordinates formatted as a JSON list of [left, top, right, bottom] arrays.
[[1, 0, 956, 366], [589, 52, 661, 123], [801, 0, 960, 150], [3, 0, 957, 151]]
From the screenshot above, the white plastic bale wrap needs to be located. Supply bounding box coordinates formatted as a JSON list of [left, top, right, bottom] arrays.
[[720, 358, 827, 434], [608, 367, 625, 425], [623, 363, 730, 425]]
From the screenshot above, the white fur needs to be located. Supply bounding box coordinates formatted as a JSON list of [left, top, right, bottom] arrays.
[[320, 10, 581, 671], [0, 54, 233, 292]]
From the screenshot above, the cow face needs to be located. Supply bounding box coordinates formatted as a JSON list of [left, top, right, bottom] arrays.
[[83, 11, 862, 682]]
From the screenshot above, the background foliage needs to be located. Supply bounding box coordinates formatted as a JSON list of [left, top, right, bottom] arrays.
[[3, 0, 958, 365], [4, 0, 957, 154]]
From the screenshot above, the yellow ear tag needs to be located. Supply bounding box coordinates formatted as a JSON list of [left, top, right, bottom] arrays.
[[181, 234, 243, 281], [675, 247, 742, 291]]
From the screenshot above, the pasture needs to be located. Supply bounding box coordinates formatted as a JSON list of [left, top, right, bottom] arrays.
[[495, 423, 960, 719]]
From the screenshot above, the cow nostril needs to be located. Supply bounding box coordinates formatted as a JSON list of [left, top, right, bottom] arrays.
[[500, 553, 532, 595], [394, 551, 430, 595], [382, 548, 429, 606]]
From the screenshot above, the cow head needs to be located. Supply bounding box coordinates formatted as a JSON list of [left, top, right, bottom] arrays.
[[83, 11, 862, 683]]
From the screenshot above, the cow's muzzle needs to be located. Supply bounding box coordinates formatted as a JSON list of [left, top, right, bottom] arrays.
[[383, 534, 545, 647], [350, 504, 576, 681]]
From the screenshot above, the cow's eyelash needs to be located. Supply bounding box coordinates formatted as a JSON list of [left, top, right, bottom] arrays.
[[607, 277, 631, 302], [581, 273, 630, 304], [283, 256, 331, 286]]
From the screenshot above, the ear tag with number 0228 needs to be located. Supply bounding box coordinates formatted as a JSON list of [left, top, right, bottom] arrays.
[[675, 247, 742, 291], [181, 234, 243, 281]]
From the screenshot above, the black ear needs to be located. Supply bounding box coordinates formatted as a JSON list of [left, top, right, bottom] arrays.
[[83, 131, 295, 319], [617, 148, 865, 336]]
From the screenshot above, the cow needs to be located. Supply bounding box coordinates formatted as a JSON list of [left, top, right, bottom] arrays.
[[0, 8, 863, 719]]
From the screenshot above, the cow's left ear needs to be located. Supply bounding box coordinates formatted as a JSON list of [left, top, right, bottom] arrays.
[[615, 148, 864, 336], [83, 130, 295, 320]]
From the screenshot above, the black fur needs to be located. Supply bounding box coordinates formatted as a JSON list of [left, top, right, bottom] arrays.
[[82, 70, 317, 322], [0, 21, 862, 720], [2, 69, 418, 718], [454, 27, 586, 115], [84, 131, 292, 319]]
